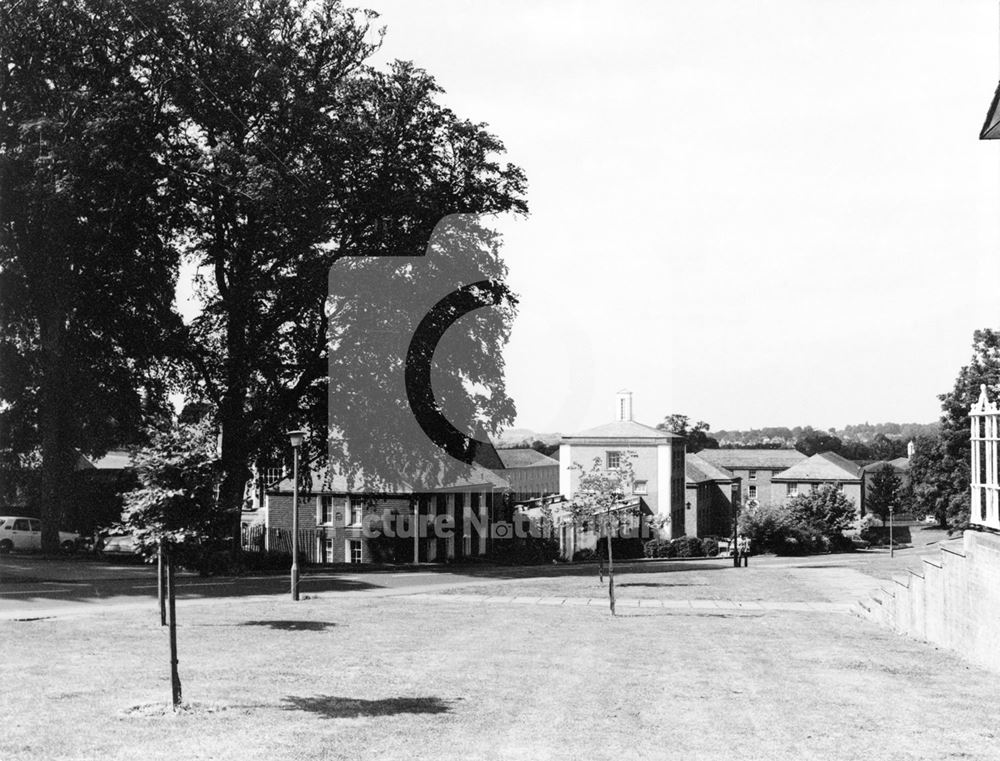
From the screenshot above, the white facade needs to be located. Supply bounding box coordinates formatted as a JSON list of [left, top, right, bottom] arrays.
[[557, 392, 685, 539], [970, 384, 1000, 532]]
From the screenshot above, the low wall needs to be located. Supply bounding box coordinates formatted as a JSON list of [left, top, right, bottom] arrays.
[[860, 530, 1000, 672]]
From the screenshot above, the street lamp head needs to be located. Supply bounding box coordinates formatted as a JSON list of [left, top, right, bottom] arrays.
[[287, 430, 307, 449]]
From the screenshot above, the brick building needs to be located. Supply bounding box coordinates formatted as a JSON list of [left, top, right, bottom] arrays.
[[493, 449, 559, 502], [696, 448, 807, 505], [255, 464, 509, 564], [769, 451, 864, 510], [684, 453, 740, 538]]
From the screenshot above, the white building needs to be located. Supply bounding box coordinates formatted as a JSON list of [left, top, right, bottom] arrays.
[[558, 391, 686, 540]]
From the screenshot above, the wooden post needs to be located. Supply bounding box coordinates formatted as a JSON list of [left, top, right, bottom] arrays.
[[413, 498, 420, 564], [607, 522, 615, 616], [157, 538, 166, 627], [166, 549, 182, 709]]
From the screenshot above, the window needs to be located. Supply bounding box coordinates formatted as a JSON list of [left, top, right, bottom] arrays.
[[349, 497, 364, 526], [748, 485, 757, 499], [748, 470, 757, 481], [29, 519, 41, 532], [786, 483, 798, 497], [633, 480, 648, 495], [320, 496, 334, 525], [324, 539, 335, 563], [810, 483, 819, 494], [837, 482, 844, 492], [13, 519, 30, 531], [606, 451, 621, 470], [263, 466, 284, 486], [348, 539, 362, 564]]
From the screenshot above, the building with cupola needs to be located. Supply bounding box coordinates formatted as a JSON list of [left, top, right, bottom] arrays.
[[558, 390, 686, 539]]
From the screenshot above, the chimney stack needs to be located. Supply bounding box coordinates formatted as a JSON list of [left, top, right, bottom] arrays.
[[616, 390, 633, 422]]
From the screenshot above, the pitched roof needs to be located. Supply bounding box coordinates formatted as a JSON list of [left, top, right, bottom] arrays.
[[563, 419, 681, 442], [266, 462, 508, 495], [696, 448, 806, 470], [685, 453, 735, 484], [771, 451, 862, 482], [496, 449, 559, 469], [861, 457, 911, 474]]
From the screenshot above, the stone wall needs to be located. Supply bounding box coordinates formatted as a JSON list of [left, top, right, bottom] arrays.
[[858, 530, 1000, 672]]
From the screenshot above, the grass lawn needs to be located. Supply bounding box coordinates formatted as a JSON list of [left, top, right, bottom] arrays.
[[3, 594, 999, 761], [441, 558, 861, 602]]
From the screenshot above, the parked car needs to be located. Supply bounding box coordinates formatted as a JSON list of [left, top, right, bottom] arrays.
[[0, 516, 82, 553], [100, 533, 141, 558]]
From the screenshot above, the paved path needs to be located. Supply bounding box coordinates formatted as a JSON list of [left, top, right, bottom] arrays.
[[403, 592, 852, 612]]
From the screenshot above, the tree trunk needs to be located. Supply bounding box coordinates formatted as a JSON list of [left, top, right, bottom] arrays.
[[37, 307, 72, 553], [218, 386, 252, 558], [167, 549, 182, 709], [607, 530, 615, 616], [158, 539, 166, 626]]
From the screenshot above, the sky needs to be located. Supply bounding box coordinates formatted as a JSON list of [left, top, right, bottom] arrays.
[[356, 0, 1000, 434], [170, 1, 1000, 435]]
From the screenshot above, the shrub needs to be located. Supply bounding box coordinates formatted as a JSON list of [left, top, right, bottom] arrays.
[[858, 514, 881, 544], [701, 537, 720, 557], [643, 539, 675, 558], [488, 536, 560, 565], [825, 532, 856, 553], [237, 549, 305, 573], [739, 502, 830, 555], [595, 536, 645, 560], [787, 485, 857, 534], [572, 548, 597, 562], [671, 536, 705, 558]]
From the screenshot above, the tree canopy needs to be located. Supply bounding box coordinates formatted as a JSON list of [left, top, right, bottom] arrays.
[[1, 0, 528, 548], [0, 0, 181, 548], [657, 414, 718, 453], [866, 463, 903, 524], [910, 329, 1000, 531]]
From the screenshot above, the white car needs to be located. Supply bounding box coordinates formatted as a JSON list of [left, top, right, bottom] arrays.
[[0, 516, 81, 553]]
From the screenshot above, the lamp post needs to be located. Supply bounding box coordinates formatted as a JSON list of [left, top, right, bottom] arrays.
[[888, 504, 895, 559], [288, 430, 306, 600]]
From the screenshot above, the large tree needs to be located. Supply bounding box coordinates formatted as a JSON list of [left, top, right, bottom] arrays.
[[657, 414, 718, 453], [910, 329, 1000, 532], [0, 0, 180, 549], [157, 1, 527, 542], [866, 463, 903, 524]]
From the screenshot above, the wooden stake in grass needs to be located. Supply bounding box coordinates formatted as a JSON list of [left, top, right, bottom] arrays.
[[166, 550, 182, 709], [566, 455, 635, 616], [606, 529, 615, 616], [158, 538, 166, 627]]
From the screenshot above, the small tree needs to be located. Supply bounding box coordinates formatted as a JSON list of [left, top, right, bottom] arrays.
[[787, 484, 857, 535], [121, 419, 222, 709], [866, 464, 903, 524], [567, 455, 636, 615]]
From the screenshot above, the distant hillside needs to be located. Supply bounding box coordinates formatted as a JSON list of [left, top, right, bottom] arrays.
[[711, 422, 940, 449], [493, 428, 562, 449]]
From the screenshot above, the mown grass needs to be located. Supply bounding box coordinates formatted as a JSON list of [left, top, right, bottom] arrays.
[[3, 592, 999, 761]]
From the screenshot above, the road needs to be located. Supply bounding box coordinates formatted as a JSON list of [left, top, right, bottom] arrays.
[[0, 554, 514, 619], [0, 528, 957, 619]]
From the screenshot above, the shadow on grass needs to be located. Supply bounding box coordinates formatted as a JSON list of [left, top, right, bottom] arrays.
[[283, 695, 454, 718], [614, 611, 764, 619], [617, 582, 700, 588], [241, 620, 337, 631]]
